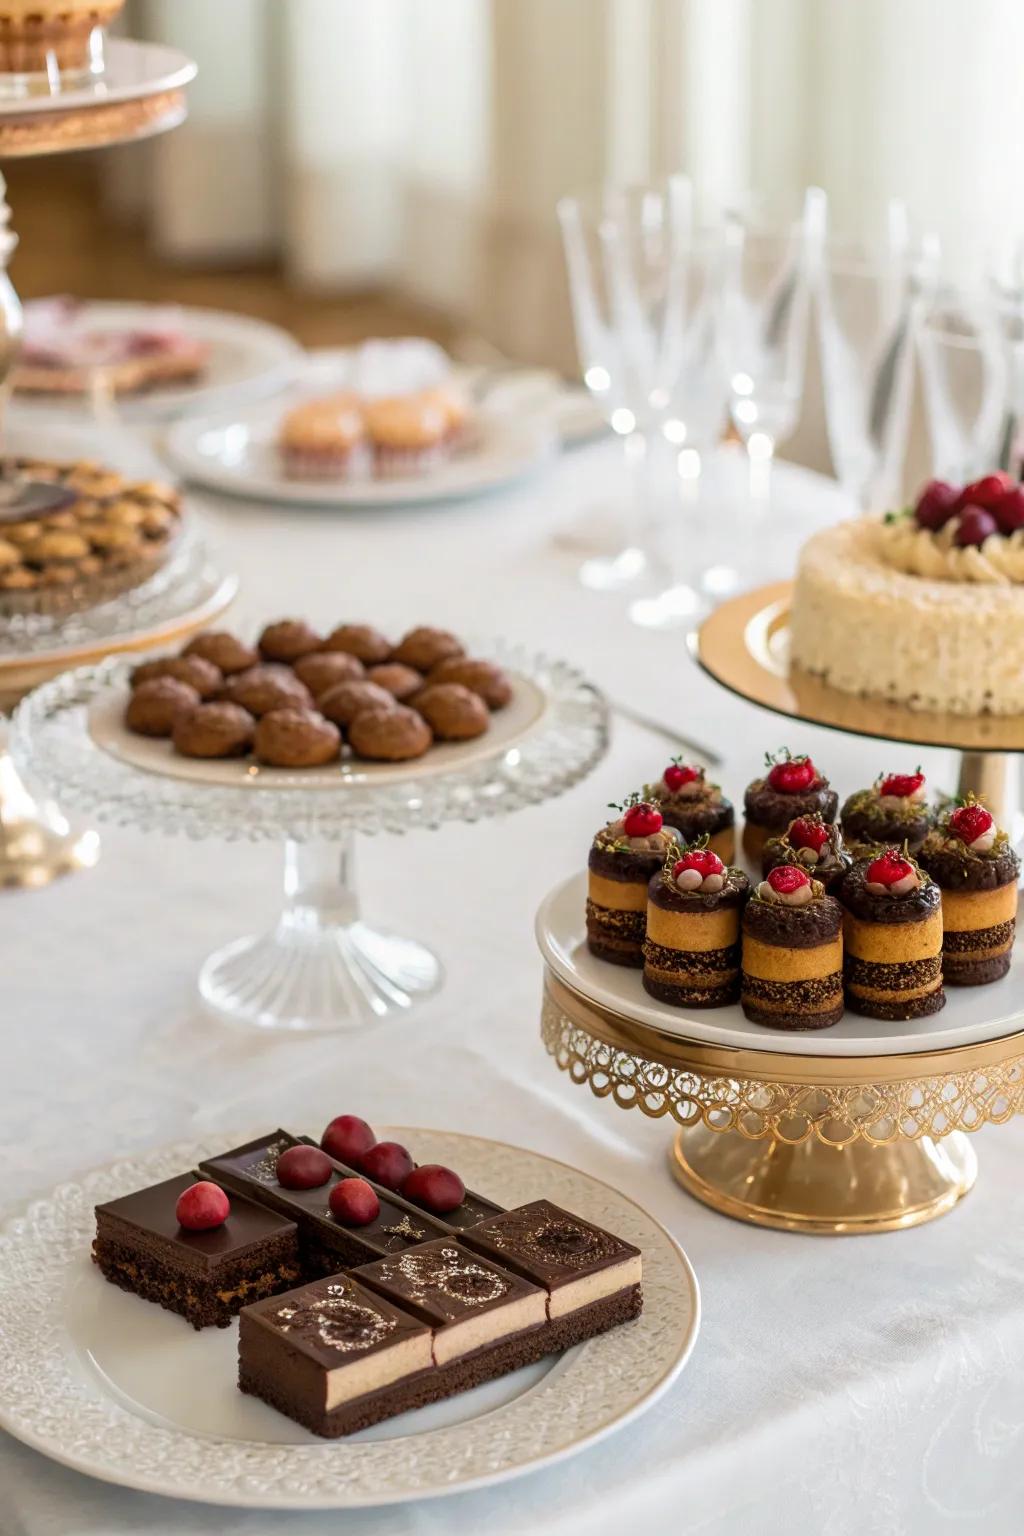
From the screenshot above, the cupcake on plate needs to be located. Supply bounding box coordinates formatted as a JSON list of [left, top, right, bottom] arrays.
[[0, 0, 124, 74], [742, 749, 837, 863], [740, 866, 844, 1031], [586, 796, 678, 967], [645, 760, 735, 862], [918, 798, 1020, 986], [840, 768, 932, 856], [278, 393, 368, 480], [761, 813, 853, 896], [642, 842, 749, 1008], [838, 849, 945, 1020], [363, 391, 451, 477]]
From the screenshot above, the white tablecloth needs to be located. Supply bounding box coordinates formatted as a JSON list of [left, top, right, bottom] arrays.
[[4, 437, 1022, 1536]]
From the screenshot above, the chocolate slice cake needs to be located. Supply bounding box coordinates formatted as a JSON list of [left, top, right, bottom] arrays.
[[586, 797, 679, 966], [761, 814, 853, 896], [93, 1173, 300, 1330], [839, 851, 945, 1019], [644, 761, 735, 861], [742, 750, 838, 863], [740, 866, 845, 1030], [642, 845, 749, 1007], [919, 801, 1019, 986]]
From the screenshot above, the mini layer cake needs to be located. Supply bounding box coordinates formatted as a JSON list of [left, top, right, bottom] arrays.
[[742, 750, 837, 863], [586, 797, 678, 966], [642, 844, 750, 1007], [740, 865, 844, 1030], [644, 760, 735, 861], [761, 813, 853, 895], [93, 1173, 300, 1330], [919, 800, 1020, 985], [840, 769, 932, 855], [838, 850, 945, 1019], [463, 1200, 642, 1347]]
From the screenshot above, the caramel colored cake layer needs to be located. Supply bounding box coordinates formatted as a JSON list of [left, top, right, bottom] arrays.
[[839, 865, 945, 1020], [938, 885, 1017, 986], [642, 871, 748, 1008], [740, 895, 844, 1031]]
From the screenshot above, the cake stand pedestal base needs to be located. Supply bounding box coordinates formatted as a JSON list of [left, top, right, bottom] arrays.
[[0, 745, 99, 888], [669, 1125, 978, 1235], [197, 835, 442, 1032]]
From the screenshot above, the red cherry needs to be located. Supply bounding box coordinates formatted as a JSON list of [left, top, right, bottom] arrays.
[[276, 1145, 332, 1190], [788, 816, 828, 852], [321, 1114, 377, 1167], [954, 505, 998, 547], [176, 1180, 230, 1232], [766, 755, 816, 793], [948, 803, 994, 844], [766, 865, 811, 894], [673, 849, 725, 879], [663, 763, 700, 793], [402, 1164, 466, 1214], [995, 485, 1024, 534], [328, 1177, 380, 1226], [622, 801, 663, 837], [914, 479, 960, 531], [879, 771, 924, 799], [360, 1140, 414, 1191], [957, 472, 1012, 512], [866, 849, 914, 885]]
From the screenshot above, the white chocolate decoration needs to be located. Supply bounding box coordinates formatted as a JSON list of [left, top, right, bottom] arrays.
[[968, 827, 997, 853], [755, 879, 813, 906], [663, 776, 703, 800], [604, 817, 678, 852], [673, 867, 726, 894], [865, 871, 920, 897]]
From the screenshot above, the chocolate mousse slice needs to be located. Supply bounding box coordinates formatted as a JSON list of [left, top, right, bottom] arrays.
[[93, 1172, 300, 1330], [919, 799, 1020, 985], [762, 814, 853, 895], [838, 851, 945, 1019], [841, 769, 933, 855], [644, 760, 735, 862], [742, 749, 837, 863], [643, 842, 749, 1007], [740, 865, 845, 1030], [586, 795, 679, 966], [462, 1200, 643, 1347]]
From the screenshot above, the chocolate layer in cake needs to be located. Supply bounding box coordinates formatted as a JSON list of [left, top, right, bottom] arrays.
[[919, 834, 1019, 986], [742, 780, 838, 861], [740, 890, 844, 1031], [586, 839, 668, 967], [93, 1172, 300, 1330], [642, 868, 749, 1007], [838, 864, 945, 1019]]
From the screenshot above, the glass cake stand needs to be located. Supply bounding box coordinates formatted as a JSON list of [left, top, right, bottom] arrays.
[[11, 645, 608, 1030]]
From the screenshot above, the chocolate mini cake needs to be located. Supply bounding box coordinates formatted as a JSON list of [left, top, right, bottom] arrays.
[[642, 844, 749, 1007], [586, 798, 678, 966], [761, 814, 853, 896], [645, 760, 735, 861], [838, 850, 945, 1019], [742, 749, 838, 863], [740, 865, 845, 1030], [93, 1173, 300, 1330], [919, 800, 1020, 985], [840, 769, 932, 855]]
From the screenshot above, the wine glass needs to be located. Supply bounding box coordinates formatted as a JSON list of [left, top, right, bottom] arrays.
[[918, 293, 1009, 481]]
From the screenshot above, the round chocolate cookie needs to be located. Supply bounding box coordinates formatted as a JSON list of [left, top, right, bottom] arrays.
[[321, 623, 392, 665], [366, 663, 423, 701], [131, 654, 223, 700], [293, 650, 365, 698], [253, 708, 341, 768], [427, 657, 513, 710], [124, 677, 200, 737], [348, 704, 433, 762], [257, 619, 323, 663], [172, 702, 255, 759], [318, 679, 396, 729], [390, 626, 464, 672], [413, 682, 489, 740], [182, 630, 259, 675], [223, 665, 313, 717]]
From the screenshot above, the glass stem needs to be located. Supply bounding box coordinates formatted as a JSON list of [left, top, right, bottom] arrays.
[[280, 834, 359, 936]]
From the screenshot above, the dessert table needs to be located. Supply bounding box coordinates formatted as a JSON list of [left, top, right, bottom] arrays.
[[3, 437, 1022, 1534]]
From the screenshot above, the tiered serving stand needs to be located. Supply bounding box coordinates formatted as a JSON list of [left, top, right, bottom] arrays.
[[539, 582, 1024, 1235]]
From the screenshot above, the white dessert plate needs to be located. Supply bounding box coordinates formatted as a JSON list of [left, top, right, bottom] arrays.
[[88, 670, 548, 789], [10, 303, 303, 423], [538, 871, 1024, 1058], [0, 1128, 699, 1510], [0, 38, 196, 114]]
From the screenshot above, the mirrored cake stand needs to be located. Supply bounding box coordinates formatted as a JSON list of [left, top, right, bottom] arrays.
[[11, 645, 607, 1029]]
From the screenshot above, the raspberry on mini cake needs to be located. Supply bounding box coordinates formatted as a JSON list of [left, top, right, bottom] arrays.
[[918, 798, 1020, 986], [838, 849, 945, 1019], [840, 768, 932, 855], [761, 814, 853, 895], [742, 749, 838, 862], [644, 759, 735, 862], [642, 841, 750, 1008], [740, 865, 844, 1030], [586, 796, 679, 967]]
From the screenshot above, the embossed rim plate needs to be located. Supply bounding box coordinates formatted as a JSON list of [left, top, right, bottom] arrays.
[[0, 1128, 699, 1509]]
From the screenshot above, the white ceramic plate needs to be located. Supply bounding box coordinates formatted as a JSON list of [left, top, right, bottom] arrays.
[[537, 871, 1024, 1058], [0, 38, 196, 114], [0, 1128, 699, 1510], [10, 303, 303, 423], [88, 671, 548, 790]]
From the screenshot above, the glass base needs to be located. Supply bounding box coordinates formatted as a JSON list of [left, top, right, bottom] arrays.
[[0, 747, 99, 889]]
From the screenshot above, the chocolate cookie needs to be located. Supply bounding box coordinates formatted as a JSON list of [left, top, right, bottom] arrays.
[[348, 704, 433, 761], [257, 619, 323, 663], [124, 677, 200, 737], [318, 679, 396, 728], [253, 708, 341, 768], [293, 650, 365, 697], [427, 657, 513, 709], [131, 654, 223, 699], [390, 626, 464, 672], [223, 665, 313, 717], [182, 630, 259, 675], [173, 702, 255, 759], [366, 663, 423, 701], [320, 624, 392, 665], [413, 682, 489, 740]]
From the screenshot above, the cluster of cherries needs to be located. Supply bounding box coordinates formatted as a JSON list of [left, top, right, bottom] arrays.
[[913, 472, 1024, 548]]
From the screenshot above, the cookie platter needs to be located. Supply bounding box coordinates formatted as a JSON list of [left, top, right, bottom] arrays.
[[0, 1128, 698, 1509]]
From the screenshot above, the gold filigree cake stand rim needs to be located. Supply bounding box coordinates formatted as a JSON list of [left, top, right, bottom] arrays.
[[0, 87, 187, 157], [540, 970, 1024, 1235]]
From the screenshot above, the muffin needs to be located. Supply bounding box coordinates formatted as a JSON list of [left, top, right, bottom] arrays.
[[390, 626, 464, 673], [761, 814, 853, 896], [172, 703, 255, 760], [413, 682, 489, 741], [586, 799, 678, 967], [253, 708, 341, 769], [645, 760, 734, 862], [643, 844, 749, 1007], [741, 866, 845, 1030], [347, 704, 432, 762], [838, 851, 945, 1020], [742, 749, 837, 863], [427, 657, 513, 710], [0, 0, 125, 75], [918, 799, 1020, 986], [278, 393, 368, 480], [363, 392, 451, 476], [124, 677, 199, 738], [320, 624, 392, 665], [840, 769, 932, 855]]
